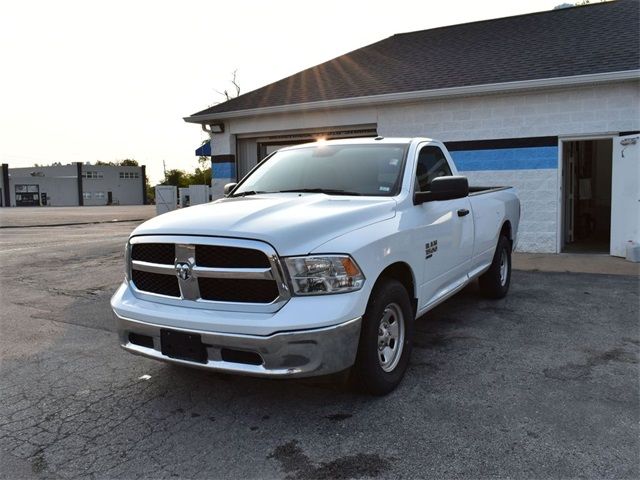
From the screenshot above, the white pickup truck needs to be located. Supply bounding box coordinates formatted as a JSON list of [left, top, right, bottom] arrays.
[[111, 137, 520, 394]]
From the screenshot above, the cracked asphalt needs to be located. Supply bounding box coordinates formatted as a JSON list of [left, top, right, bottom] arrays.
[[1, 219, 638, 479]]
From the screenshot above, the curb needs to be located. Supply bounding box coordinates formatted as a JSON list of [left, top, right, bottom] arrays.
[[0, 218, 148, 229]]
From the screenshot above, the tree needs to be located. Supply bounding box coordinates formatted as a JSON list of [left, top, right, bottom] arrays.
[[555, 0, 609, 6], [159, 162, 212, 191], [161, 169, 190, 188], [94, 159, 139, 166], [190, 166, 211, 186], [145, 176, 155, 204], [215, 70, 241, 102], [197, 152, 210, 184]]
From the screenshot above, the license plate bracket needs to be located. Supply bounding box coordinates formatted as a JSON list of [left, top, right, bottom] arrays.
[[160, 329, 207, 364]]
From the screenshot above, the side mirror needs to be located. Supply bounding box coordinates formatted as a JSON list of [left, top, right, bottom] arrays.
[[414, 176, 469, 205], [223, 183, 237, 196]]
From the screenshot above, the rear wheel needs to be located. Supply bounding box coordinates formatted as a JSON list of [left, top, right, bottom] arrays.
[[479, 235, 511, 299], [352, 278, 414, 395]]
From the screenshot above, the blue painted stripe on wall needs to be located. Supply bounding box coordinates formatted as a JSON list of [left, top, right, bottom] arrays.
[[212, 162, 235, 179], [450, 146, 558, 171]]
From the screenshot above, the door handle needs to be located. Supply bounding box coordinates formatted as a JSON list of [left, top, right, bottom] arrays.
[[457, 208, 470, 217]]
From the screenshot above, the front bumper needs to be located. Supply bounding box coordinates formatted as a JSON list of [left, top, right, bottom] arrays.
[[115, 314, 362, 377]]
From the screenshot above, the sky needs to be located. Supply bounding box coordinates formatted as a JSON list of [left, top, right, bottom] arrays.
[[1, 0, 565, 184]]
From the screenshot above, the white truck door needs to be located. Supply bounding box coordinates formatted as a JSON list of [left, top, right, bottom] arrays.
[[412, 144, 474, 309], [610, 134, 640, 257]]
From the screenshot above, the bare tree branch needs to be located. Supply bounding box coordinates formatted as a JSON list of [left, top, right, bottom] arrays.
[[231, 69, 241, 97], [213, 70, 241, 103]]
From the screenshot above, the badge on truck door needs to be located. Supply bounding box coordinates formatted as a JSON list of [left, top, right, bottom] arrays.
[[425, 240, 438, 259]]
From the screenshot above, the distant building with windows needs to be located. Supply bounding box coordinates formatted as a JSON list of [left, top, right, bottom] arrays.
[[0, 162, 147, 207]]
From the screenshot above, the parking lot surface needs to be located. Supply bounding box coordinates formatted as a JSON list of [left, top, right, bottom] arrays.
[[0, 205, 155, 228], [0, 217, 638, 479]]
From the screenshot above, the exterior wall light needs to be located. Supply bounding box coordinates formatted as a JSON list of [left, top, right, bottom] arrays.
[[209, 123, 225, 134]]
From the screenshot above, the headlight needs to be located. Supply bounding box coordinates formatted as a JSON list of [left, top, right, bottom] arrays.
[[283, 255, 365, 295]]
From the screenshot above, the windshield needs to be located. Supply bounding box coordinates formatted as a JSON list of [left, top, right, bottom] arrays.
[[232, 143, 408, 197]]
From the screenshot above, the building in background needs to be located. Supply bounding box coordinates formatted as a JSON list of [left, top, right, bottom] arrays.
[[184, 1, 639, 256], [2, 162, 147, 207]]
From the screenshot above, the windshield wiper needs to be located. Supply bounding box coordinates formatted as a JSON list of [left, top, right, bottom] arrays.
[[230, 190, 269, 197], [278, 188, 361, 196]]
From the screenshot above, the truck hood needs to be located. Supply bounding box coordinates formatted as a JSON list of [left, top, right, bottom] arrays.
[[133, 193, 397, 255]]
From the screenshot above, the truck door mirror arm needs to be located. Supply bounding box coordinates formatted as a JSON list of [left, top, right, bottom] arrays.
[[413, 176, 469, 205]]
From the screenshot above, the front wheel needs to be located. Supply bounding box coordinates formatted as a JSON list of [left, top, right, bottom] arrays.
[[479, 235, 512, 299], [351, 278, 414, 395]]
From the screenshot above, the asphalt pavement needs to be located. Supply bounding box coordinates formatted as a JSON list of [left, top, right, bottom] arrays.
[[0, 206, 156, 228], [0, 218, 638, 479]]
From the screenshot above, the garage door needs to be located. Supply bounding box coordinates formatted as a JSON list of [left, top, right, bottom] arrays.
[[15, 184, 40, 206], [236, 126, 377, 180]]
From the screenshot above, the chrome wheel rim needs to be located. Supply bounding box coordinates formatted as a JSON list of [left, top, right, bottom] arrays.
[[499, 249, 508, 286], [377, 303, 405, 372]]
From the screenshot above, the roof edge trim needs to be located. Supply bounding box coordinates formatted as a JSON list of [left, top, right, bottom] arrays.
[[184, 70, 640, 123]]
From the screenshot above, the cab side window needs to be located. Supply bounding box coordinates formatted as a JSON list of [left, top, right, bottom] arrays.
[[415, 146, 453, 192]]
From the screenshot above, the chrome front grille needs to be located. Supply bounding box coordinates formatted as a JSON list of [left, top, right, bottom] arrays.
[[195, 244, 271, 268], [127, 236, 290, 313], [131, 243, 175, 265], [131, 269, 181, 297]]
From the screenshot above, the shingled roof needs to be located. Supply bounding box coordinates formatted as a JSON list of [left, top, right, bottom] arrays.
[[189, 0, 639, 119]]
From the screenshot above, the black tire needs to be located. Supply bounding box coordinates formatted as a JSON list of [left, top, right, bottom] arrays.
[[351, 278, 414, 395], [479, 235, 512, 299]]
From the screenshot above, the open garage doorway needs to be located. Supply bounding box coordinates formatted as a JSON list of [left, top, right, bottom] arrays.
[[562, 138, 613, 253], [236, 126, 377, 180]]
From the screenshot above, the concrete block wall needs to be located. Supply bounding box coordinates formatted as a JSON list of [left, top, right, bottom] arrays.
[[449, 145, 558, 252], [210, 156, 236, 199], [202, 130, 236, 197], [200, 80, 639, 253], [377, 81, 639, 252], [376, 82, 639, 141], [462, 169, 558, 253], [210, 179, 227, 200], [207, 81, 639, 157]]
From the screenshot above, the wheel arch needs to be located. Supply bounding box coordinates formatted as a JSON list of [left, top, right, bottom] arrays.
[[374, 262, 417, 317], [500, 220, 513, 250]]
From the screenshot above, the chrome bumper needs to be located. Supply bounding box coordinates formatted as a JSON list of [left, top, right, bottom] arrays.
[[115, 315, 362, 377]]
